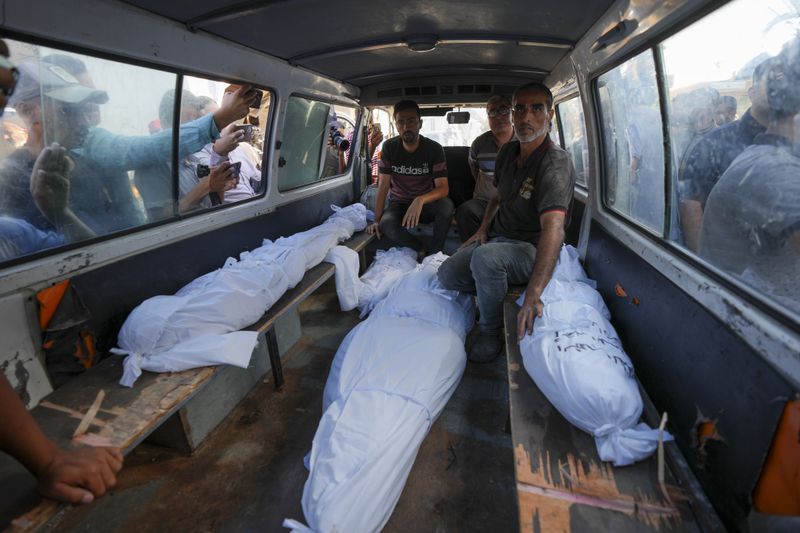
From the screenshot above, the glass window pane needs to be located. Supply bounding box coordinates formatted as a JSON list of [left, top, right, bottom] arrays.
[[662, 0, 800, 315], [550, 112, 561, 148], [330, 103, 358, 176], [557, 97, 589, 186], [418, 105, 490, 147], [597, 50, 665, 233], [278, 97, 358, 191], [0, 40, 176, 262], [148, 77, 271, 217], [278, 96, 329, 191]]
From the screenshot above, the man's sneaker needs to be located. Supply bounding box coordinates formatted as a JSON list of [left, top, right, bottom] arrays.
[[469, 332, 503, 363]]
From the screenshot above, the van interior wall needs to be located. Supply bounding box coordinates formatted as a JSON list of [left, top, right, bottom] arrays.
[[69, 183, 354, 359], [582, 220, 794, 532]]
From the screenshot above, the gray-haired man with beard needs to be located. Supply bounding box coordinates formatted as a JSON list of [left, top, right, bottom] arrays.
[[438, 82, 576, 362]]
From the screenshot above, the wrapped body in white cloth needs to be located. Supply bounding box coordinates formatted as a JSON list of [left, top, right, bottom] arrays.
[[285, 253, 474, 533], [113, 204, 367, 387], [519, 245, 672, 466]]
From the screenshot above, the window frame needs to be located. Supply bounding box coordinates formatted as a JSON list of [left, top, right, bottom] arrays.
[[589, 24, 800, 333], [554, 93, 590, 190], [0, 32, 276, 271]]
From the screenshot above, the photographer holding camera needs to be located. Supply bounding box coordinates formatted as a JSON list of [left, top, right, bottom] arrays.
[[194, 89, 264, 204]]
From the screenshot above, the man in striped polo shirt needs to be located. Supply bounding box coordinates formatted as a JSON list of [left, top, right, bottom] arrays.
[[456, 94, 515, 240]]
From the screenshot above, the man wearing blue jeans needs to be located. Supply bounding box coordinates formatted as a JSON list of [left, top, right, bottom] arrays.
[[438, 83, 576, 362], [366, 100, 453, 256]]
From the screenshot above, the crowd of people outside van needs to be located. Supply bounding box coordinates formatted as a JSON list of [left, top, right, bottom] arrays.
[[0, 42, 264, 261], [674, 38, 800, 312]]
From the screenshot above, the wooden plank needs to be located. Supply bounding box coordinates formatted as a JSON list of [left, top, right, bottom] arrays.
[[30, 357, 217, 453], [504, 297, 701, 533]]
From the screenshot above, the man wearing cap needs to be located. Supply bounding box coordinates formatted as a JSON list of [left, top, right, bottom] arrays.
[[700, 39, 800, 311], [455, 94, 514, 241], [0, 57, 254, 235]]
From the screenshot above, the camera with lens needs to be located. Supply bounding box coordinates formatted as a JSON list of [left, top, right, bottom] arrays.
[[330, 127, 350, 152], [328, 112, 350, 152]]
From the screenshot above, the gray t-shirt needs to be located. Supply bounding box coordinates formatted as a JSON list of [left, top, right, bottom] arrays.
[[490, 137, 576, 245]]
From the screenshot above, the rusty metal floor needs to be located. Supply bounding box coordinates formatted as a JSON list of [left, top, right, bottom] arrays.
[[52, 279, 517, 533]]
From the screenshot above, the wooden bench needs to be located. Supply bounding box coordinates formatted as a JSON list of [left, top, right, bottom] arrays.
[[248, 231, 373, 389], [503, 292, 722, 532], [2, 231, 373, 533]]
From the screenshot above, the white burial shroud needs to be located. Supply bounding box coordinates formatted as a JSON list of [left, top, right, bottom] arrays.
[[112, 204, 367, 387], [518, 245, 672, 466], [284, 253, 474, 533]]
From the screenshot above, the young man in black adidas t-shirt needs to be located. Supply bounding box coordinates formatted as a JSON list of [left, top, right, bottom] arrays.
[[366, 100, 453, 256], [438, 83, 576, 362]]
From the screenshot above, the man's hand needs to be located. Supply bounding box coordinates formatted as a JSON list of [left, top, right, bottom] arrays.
[[459, 227, 488, 250], [401, 197, 424, 228], [30, 143, 74, 223], [213, 124, 244, 156], [517, 293, 544, 342], [37, 446, 123, 504], [365, 222, 381, 239], [213, 85, 258, 130], [368, 127, 384, 156], [208, 162, 237, 195]]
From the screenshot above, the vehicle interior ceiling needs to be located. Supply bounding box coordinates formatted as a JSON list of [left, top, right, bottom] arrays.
[[120, 0, 617, 110]]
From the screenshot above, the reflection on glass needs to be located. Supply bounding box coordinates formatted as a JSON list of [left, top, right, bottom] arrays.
[[0, 42, 178, 262], [598, 50, 665, 233], [558, 97, 590, 186], [277, 98, 357, 192], [662, 0, 800, 314]]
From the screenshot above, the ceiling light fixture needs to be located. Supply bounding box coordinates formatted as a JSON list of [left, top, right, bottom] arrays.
[[406, 35, 438, 53]]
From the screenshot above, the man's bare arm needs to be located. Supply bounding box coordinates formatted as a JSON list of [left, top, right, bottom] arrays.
[[0, 375, 123, 504], [366, 172, 392, 237], [460, 187, 499, 249], [402, 176, 450, 228], [517, 210, 566, 341]]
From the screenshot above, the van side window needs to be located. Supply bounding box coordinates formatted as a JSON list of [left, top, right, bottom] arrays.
[[661, 0, 800, 315], [597, 50, 665, 234], [0, 40, 176, 261], [557, 97, 589, 187], [170, 77, 269, 217], [550, 113, 561, 149], [278, 98, 357, 192], [331, 104, 357, 175]]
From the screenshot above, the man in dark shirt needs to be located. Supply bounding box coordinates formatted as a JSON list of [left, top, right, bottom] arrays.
[[678, 60, 771, 250], [366, 100, 453, 256], [700, 40, 800, 313], [438, 82, 576, 362]]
